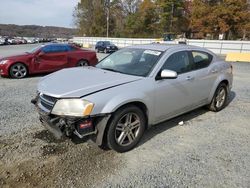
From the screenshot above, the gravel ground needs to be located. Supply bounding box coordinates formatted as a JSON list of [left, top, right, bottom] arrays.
[[0, 45, 250, 188]]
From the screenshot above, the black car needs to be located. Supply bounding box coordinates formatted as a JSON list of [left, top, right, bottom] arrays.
[[95, 41, 118, 53]]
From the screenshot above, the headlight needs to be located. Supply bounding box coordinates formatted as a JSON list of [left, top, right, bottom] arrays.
[[107, 46, 110, 48], [51, 99, 94, 117], [0, 60, 9, 65]]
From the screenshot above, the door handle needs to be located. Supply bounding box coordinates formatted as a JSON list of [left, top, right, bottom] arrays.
[[34, 57, 40, 63], [186, 76, 194, 81]]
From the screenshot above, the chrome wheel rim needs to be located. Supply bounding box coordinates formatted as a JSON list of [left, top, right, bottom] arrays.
[[215, 87, 226, 108], [78, 61, 88, 66], [11, 64, 27, 78], [115, 113, 141, 146]]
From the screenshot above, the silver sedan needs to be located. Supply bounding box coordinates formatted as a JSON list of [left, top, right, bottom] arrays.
[[33, 44, 233, 152]]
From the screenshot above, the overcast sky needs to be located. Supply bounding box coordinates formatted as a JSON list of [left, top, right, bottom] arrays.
[[0, 0, 79, 28]]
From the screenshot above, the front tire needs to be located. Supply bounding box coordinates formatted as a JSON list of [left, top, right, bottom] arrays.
[[106, 105, 146, 152], [9, 63, 28, 79], [208, 83, 228, 112]]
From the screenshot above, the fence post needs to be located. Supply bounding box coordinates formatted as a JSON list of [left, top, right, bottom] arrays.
[[240, 42, 243, 53], [220, 41, 223, 55]]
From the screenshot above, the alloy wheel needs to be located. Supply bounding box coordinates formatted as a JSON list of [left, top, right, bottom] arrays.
[[10, 64, 27, 78], [115, 113, 141, 146], [215, 87, 226, 108], [77, 61, 88, 66]]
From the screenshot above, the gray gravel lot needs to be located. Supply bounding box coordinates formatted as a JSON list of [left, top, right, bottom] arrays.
[[0, 44, 250, 188]]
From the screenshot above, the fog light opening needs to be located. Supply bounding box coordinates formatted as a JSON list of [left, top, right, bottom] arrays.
[[79, 119, 92, 129]]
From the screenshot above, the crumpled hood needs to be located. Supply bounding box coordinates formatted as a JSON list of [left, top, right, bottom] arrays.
[[38, 67, 142, 98]]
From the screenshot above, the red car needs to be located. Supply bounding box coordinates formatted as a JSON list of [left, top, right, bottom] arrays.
[[0, 43, 98, 78]]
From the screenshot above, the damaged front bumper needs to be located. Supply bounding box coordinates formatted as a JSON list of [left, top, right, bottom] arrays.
[[31, 95, 111, 145]]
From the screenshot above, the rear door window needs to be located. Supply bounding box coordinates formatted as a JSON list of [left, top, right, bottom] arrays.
[[191, 51, 213, 70]]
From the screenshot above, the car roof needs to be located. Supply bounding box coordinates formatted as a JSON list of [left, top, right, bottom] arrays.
[[126, 44, 207, 52], [43, 43, 70, 47]]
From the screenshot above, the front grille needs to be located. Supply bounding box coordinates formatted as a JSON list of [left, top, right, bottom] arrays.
[[38, 94, 57, 112], [41, 94, 57, 103]]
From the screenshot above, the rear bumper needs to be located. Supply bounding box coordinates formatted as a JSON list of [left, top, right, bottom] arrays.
[[107, 49, 117, 53]]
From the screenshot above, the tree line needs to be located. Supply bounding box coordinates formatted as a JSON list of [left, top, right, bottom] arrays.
[[0, 24, 76, 38], [74, 0, 250, 40]]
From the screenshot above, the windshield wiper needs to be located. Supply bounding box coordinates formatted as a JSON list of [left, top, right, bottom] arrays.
[[101, 68, 122, 73]]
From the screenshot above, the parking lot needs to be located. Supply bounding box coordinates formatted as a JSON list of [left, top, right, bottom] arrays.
[[0, 44, 250, 187]]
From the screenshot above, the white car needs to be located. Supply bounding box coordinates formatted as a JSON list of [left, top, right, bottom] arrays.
[[33, 44, 233, 152]]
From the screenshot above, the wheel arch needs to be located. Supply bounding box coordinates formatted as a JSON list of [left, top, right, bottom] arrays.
[[208, 77, 230, 103], [112, 101, 149, 129], [220, 79, 229, 86], [96, 100, 149, 147], [77, 59, 89, 65]]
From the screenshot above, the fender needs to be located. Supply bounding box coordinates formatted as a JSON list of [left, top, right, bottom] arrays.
[[208, 72, 231, 103], [100, 91, 154, 124]]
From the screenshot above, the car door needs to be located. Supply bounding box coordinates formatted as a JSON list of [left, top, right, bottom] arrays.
[[154, 50, 198, 123], [34, 45, 68, 73], [188, 50, 217, 105]]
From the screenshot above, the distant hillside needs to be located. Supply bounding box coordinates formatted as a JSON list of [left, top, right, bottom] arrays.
[[0, 24, 77, 38]]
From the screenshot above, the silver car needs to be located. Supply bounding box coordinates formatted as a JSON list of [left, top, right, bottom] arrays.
[[32, 44, 233, 152]]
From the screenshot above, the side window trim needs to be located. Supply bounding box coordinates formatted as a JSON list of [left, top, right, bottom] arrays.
[[160, 50, 194, 75], [42, 46, 54, 54], [189, 50, 213, 70]]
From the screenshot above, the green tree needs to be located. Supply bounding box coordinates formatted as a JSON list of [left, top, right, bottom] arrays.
[[124, 0, 160, 37], [73, 0, 107, 36], [156, 0, 187, 34]]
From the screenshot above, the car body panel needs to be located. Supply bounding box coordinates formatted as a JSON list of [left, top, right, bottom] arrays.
[[83, 78, 155, 124], [34, 44, 233, 142], [38, 67, 142, 98], [33, 51, 68, 73]]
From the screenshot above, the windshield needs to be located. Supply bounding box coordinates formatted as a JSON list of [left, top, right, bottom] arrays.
[[104, 41, 112, 45], [96, 48, 162, 77], [28, 45, 42, 53]]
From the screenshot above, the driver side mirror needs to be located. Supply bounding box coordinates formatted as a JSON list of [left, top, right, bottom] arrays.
[[156, 69, 177, 80]]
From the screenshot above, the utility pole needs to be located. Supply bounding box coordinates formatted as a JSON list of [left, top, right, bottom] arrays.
[[106, 0, 111, 38], [170, 2, 174, 32]]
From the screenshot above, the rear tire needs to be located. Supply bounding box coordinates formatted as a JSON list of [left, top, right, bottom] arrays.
[[208, 83, 228, 112], [106, 105, 146, 152], [77, 60, 89, 67], [9, 63, 28, 79]]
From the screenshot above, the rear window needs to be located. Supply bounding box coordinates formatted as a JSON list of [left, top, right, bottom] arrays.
[[66, 45, 77, 51]]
